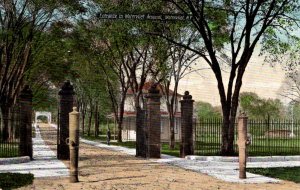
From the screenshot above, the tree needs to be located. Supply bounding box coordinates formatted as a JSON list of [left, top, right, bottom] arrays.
[[67, 23, 112, 137], [71, 59, 111, 137], [0, 0, 82, 140], [287, 102, 300, 120], [93, 1, 170, 153], [160, 0, 300, 155], [26, 24, 75, 112], [160, 39, 198, 149], [240, 92, 285, 120], [94, 22, 135, 143], [71, 18, 156, 143], [195, 101, 222, 119], [279, 70, 300, 103]]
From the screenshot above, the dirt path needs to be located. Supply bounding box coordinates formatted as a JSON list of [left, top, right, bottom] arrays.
[[19, 124, 300, 190]]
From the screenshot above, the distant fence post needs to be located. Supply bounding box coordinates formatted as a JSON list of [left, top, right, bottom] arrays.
[[145, 84, 161, 158], [58, 80, 75, 160], [180, 91, 194, 158], [237, 112, 249, 179], [19, 85, 33, 159]]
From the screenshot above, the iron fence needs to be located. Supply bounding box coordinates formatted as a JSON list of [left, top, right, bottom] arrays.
[[0, 105, 21, 158], [194, 118, 227, 156], [195, 118, 300, 156], [248, 119, 300, 156]]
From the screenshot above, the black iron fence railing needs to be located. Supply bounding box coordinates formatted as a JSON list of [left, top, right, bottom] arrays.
[[0, 105, 21, 158], [195, 118, 300, 156], [194, 118, 225, 156]]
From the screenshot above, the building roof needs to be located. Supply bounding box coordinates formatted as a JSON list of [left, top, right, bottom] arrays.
[[127, 82, 183, 97]]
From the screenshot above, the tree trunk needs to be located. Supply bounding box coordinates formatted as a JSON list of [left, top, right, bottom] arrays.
[[228, 99, 239, 155], [220, 86, 242, 155], [94, 104, 99, 137], [81, 111, 85, 135], [221, 119, 235, 155], [81, 103, 87, 136], [10, 109, 15, 140], [117, 121, 122, 143], [221, 108, 229, 155], [1, 106, 11, 142], [220, 60, 248, 156], [116, 96, 126, 143], [136, 106, 146, 157], [87, 107, 93, 136], [169, 116, 175, 150], [215, 60, 246, 156]]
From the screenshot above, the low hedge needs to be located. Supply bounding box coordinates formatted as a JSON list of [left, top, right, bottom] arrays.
[[0, 173, 34, 190]]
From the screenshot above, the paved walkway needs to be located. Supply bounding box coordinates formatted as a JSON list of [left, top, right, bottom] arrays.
[[0, 124, 69, 178], [81, 138, 300, 184], [2, 124, 300, 183]]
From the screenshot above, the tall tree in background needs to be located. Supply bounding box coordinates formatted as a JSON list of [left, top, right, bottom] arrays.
[[91, 20, 138, 142], [0, 0, 82, 140], [94, 1, 169, 149], [162, 0, 300, 155], [100, 37, 132, 143], [26, 22, 75, 112], [279, 71, 300, 103], [67, 22, 112, 137], [160, 38, 198, 149], [195, 101, 222, 119], [72, 18, 156, 143], [240, 92, 284, 120]]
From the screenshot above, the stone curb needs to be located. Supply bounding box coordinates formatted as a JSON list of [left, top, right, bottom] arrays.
[[186, 155, 300, 162], [0, 156, 31, 165]]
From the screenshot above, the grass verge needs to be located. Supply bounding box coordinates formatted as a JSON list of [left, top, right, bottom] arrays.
[[0, 145, 19, 158], [0, 173, 34, 190], [111, 141, 179, 157], [83, 135, 180, 157], [110, 141, 180, 157], [247, 167, 300, 183]]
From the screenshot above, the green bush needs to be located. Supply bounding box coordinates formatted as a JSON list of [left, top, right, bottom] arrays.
[[0, 173, 34, 190]]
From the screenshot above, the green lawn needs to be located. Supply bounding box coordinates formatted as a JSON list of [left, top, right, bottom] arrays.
[[247, 167, 300, 183], [110, 141, 136, 148], [83, 134, 119, 141], [0, 173, 34, 189], [0, 144, 19, 158], [196, 123, 300, 156], [195, 133, 300, 156], [84, 133, 300, 157], [110, 141, 181, 157], [83, 135, 107, 141]]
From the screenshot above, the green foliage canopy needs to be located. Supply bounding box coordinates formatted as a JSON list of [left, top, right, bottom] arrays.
[[195, 101, 222, 119], [240, 92, 285, 119]]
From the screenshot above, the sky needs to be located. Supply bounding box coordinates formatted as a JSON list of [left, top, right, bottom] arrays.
[[174, 47, 287, 106]]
